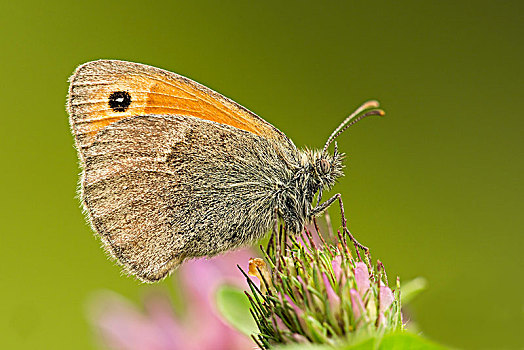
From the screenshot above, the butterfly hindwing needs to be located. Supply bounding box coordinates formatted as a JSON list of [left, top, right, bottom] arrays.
[[82, 114, 291, 281]]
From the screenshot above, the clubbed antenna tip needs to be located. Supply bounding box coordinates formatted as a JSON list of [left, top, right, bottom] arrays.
[[322, 100, 386, 155]]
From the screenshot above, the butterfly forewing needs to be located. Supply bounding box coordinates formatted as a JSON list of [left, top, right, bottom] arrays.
[[67, 60, 292, 152]]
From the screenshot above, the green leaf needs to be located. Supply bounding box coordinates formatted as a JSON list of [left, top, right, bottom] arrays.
[[401, 277, 428, 304], [215, 284, 258, 336]]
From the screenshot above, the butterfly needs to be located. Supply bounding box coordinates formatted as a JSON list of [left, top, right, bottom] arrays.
[[67, 60, 383, 282]]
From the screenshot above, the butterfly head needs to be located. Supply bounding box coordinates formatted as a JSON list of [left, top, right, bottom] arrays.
[[312, 144, 344, 192], [312, 100, 385, 197]]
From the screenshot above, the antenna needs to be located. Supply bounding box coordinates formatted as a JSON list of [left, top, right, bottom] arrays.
[[322, 100, 385, 154]]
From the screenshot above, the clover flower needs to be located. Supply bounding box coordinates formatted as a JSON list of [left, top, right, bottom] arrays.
[[242, 221, 403, 348]]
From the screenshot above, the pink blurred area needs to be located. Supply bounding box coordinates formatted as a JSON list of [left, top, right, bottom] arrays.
[[87, 249, 255, 350]]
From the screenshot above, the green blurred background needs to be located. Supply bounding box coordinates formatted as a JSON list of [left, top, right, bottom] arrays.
[[1, 1, 522, 349]]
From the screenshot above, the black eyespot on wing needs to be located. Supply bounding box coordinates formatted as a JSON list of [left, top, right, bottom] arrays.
[[108, 91, 132, 112]]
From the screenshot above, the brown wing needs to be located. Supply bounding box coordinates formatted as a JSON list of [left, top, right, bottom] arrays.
[[82, 115, 287, 282], [67, 59, 292, 152]]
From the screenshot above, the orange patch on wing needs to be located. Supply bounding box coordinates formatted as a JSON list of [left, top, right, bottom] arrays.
[[146, 79, 265, 135], [68, 61, 281, 148]]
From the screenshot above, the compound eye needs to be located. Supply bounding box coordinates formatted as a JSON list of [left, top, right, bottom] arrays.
[[320, 158, 330, 174]]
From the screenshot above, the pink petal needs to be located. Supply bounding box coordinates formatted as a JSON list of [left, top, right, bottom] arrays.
[[176, 249, 254, 350], [89, 291, 187, 350], [272, 314, 289, 333], [284, 295, 304, 317], [376, 285, 395, 327], [331, 255, 343, 280], [379, 285, 394, 313], [178, 249, 253, 311], [350, 288, 366, 325], [283, 294, 307, 331], [143, 293, 189, 349], [331, 255, 348, 287], [353, 262, 370, 298], [89, 248, 255, 350], [322, 273, 340, 310]]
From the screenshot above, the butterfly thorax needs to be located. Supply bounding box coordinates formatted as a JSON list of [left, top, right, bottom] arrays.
[[277, 148, 344, 232]]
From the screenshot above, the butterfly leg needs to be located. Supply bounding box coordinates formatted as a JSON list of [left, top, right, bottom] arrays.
[[316, 187, 323, 207], [312, 193, 369, 256]]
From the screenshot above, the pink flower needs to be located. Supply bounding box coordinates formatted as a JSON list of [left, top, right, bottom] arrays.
[[88, 250, 253, 350]]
